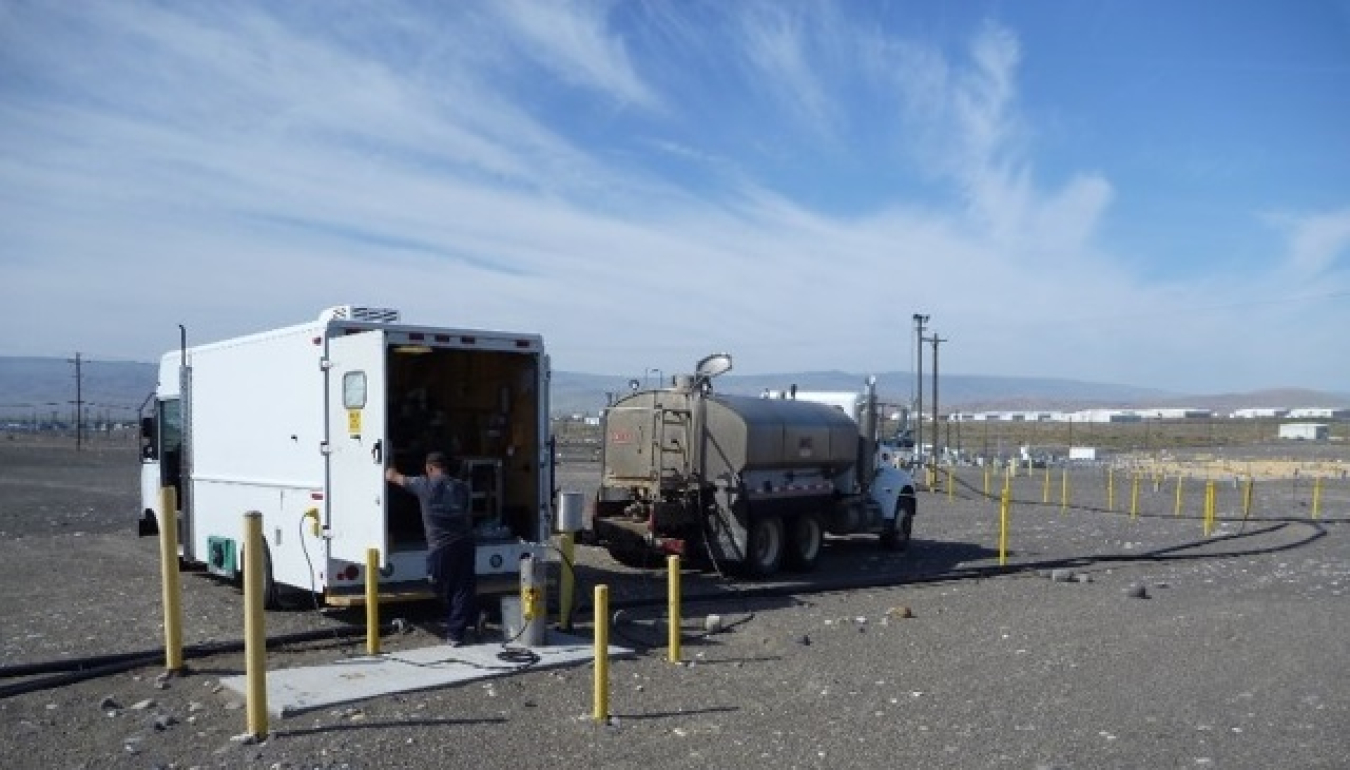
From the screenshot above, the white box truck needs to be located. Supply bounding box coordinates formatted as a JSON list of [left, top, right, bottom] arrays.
[[137, 305, 552, 607]]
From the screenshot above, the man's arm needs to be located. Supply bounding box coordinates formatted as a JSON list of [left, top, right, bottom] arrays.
[[385, 467, 407, 486]]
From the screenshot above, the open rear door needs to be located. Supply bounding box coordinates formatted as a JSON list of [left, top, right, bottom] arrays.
[[327, 330, 389, 565]]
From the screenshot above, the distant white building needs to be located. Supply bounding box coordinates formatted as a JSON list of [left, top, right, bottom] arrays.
[[1288, 407, 1350, 419], [1138, 408, 1215, 420], [1063, 409, 1142, 424], [1230, 408, 1289, 419], [1278, 423, 1328, 441]]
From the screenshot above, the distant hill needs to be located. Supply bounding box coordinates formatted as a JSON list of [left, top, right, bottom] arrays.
[[1, 356, 1345, 420], [0, 357, 155, 420]]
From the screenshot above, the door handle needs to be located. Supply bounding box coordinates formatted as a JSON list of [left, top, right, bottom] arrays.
[[371, 439, 383, 464]]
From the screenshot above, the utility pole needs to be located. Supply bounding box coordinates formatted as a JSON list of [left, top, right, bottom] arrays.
[[930, 333, 947, 463], [912, 314, 928, 465], [68, 352, 84, 451]]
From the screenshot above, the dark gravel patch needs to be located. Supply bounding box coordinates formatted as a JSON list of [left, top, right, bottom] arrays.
[[1, 439, 1347, 768]]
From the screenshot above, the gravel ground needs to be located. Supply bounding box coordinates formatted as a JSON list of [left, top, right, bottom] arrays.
[[1, 436, 1348, 769]]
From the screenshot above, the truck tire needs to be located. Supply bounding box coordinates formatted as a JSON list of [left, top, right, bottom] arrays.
[[783, 512, 823, 572], [261, 543, 281, 610], [880, 494, 915, 552], [743, 514, 785, 577], [240, 541, 282, 610]]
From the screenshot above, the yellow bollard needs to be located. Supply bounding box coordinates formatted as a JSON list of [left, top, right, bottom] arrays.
[[157, 487, 184, 673], [1042, 466, 1050, 505], [1060, 468, 1069, 513], [1174, 475, 1184, 517], [365, 547, 380, 656], [1130, 473, 1140, 520], [1107, 468, 1115, 512], [983, 465, 990, 499], [1242, 476, 1254, 519], [242, 511, 268, 740], [559, 532, 575, 630], [998, 486, 1010, 566], [593, 585, 610, 723], [947, 467, 955, 501], [1312, 477, 1323, 519], [1203, 481, 1215, 536], [667, 555, 681, 663]]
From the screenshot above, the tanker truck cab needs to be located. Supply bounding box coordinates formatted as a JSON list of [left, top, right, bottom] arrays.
[[137, 306, 552, 608]]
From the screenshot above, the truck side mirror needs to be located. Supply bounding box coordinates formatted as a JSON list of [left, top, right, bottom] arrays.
[[140, 416, 158, 460]]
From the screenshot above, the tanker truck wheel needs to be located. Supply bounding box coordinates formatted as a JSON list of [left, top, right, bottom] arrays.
[[783, 512, 823, 572], [880, 494, 915, 552], [743, 515, 785, 577]]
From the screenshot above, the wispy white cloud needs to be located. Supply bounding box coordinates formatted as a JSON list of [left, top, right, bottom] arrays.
[[1268, 207, 1350, 276], [0, 3, 1345, 393], [734, 4, 836, 137], [488, 0, 660, 110]]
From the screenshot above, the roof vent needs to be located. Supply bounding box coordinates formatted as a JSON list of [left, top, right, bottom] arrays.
[[318, 306, 401, 323]]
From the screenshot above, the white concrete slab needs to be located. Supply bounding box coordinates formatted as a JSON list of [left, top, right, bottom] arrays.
[[219, 632, 632, 717]]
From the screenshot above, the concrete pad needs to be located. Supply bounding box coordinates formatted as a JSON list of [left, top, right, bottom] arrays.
[[219, 632, 633, 717]]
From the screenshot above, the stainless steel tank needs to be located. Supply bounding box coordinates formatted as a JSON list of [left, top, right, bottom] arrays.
[[601, 388, 859, 490]]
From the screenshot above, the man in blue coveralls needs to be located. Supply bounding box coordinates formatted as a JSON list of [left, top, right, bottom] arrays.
[[386, 451, 477, 646]]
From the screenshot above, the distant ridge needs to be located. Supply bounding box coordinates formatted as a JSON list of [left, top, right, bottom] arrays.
[[0, 356, 1345, 419]]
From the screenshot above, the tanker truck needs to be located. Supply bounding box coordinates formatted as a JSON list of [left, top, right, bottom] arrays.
[[591, 353, 917, 577]]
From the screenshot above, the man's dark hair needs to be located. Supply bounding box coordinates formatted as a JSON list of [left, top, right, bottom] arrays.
[[425, 451, 448, 469]]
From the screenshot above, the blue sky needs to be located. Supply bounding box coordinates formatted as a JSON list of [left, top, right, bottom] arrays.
[[1, 1, 1348, 394]]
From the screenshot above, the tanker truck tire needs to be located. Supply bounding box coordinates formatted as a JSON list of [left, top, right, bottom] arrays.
[[743, 514, 785, 577], [880, 494, 915, 552], [784, 512, 823, 572]]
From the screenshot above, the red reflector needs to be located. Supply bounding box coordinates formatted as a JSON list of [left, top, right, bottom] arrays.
[[312, 337, 322, 345], [408, 332, 425, 341], [342, 565, 360, 580], [310, 491, 323, 500]]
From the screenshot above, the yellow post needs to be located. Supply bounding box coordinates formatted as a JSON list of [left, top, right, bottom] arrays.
[[983, 464, 990, 498], [1130, 473, 1140, 520], [1107, 468, 1115, 512], [1042, 466, 1050, 504], [559, 532, 575, 630], [1312, 477, 1323, 519], [998, 486, 1010, 566], [1203, 481, 1214, 536], [667, 555, 681, 663], [365, 547, 380, 656], [242, 511, 268, 740], [1242, 476, 1254, 518], [157, 487, 184, 672], [1174, 475, 1184, 517], [947, 467, 954, 501], [1060, 468, 1069, 513], [593, 585, 610, 724]]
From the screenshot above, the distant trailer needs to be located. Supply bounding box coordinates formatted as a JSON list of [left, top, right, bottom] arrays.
[[1068, 446, 1098, 462], [1278, 423, 1329, 441]]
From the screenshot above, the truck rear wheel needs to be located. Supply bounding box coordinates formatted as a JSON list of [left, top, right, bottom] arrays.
[[743, 514, 785, 577], [880, 494, 915, 552], [239, 541, 282, 610], [784, 512, 823, 572]]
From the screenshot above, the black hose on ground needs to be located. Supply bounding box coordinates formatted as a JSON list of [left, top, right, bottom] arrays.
[[0, 625, 370, 699], [0, 517, 1328, 698]]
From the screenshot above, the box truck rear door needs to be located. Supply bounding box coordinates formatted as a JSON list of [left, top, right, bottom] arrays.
[[327, 330, 390, 566]]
